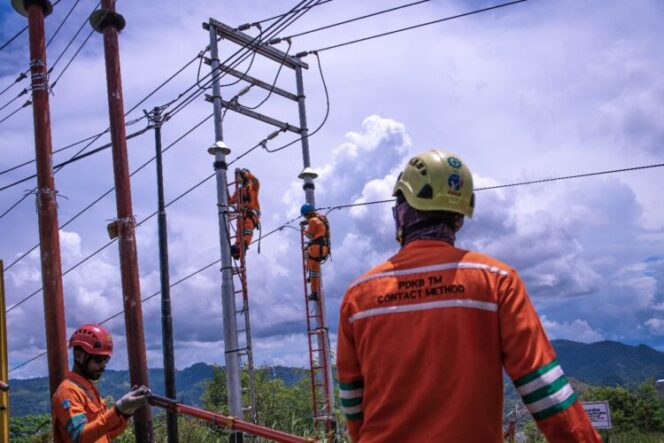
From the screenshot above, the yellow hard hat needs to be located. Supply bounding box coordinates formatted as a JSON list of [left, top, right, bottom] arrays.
[[393, 149, 474, 217]]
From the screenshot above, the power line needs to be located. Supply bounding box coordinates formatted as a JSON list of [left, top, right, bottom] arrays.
[[243, 39, 292, 110], [45, 0, 82, 49], [8, 156, 663, 369], [0, 99, 31, 126], [234, 0, 333, 30], [299, 0, 527, 55], [262, 51, 329, 153], [273, 0, 430, 42], [49, 1, 103, 90], [0, 126, 152, 194], [3, 120, 288, 312], [0, 87, 28, 113], [0, 72, 27, 99], [3, 113, 215, 273], [0, 27, 27, 54], [163, 0, 321, 121]]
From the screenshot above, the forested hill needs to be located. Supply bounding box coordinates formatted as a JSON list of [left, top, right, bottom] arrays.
[[553, 339, 664, 386], [9, 340, 664, 416], [9, 363, 307, 417]]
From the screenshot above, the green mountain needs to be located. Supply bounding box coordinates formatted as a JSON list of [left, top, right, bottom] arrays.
[[8, 339, 664, 417], [8, 363, 307, 417], [552, 339, 664, 386]]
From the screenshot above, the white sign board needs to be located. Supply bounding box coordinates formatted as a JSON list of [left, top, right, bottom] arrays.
[[582, 401, 612, 429]]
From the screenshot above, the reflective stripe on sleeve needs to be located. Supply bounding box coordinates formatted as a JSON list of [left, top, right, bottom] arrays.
[[340, 380, 363, 420], [515, 360, 577, 420], [349, 299, 497, 323], [66, 414, 87, 443]]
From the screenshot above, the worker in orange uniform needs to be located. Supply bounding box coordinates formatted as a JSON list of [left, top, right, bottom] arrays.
[[52, 323, 150, 442], [300, 203, 330, 302], [229, 168, 260, 260], [336, 150, 601, 442]]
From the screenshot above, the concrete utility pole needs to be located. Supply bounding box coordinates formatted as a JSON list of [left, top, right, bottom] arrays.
[[295, 58, 336, 425], [207, 21, 244, 443], [11, 0, 68, 398], [149, 107, 179, 442], [89, 2, 153, 440]]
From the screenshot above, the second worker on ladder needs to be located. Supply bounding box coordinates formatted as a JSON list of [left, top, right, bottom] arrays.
[[229, 168, 260, 261], [301, 203, 331, 302]]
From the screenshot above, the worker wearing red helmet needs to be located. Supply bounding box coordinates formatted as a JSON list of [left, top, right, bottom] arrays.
[[336, 150, 601, 442], [51, 323, 150, 443]]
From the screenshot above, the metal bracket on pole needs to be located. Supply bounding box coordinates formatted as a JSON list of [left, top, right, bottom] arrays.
[[205, 94, 302, 134], [203, 19, 308, 70], [203, 58, 299, 101]]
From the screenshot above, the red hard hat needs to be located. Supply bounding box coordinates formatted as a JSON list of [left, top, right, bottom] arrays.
[[69, 323, 113, 357]]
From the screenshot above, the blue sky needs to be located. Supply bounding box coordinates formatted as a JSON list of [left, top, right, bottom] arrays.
[[1, 0, 663, 379]]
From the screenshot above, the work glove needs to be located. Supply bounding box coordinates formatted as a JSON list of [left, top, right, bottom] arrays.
[[115, 385, 150, 416]]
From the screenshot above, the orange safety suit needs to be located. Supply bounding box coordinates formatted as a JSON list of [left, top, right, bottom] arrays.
[[229, 170, 260, 256], [52, 371, 129, 443], [303, 212, 329, 295], [337, 239, 601, 443]]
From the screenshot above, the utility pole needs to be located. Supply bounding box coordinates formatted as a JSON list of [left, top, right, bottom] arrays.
[[295, 58, 335, 431], [89, 2, 153, 441], [0, 261, 9, 443], [11, 0, 68, 398], [207, 21, 244, 443], [201, 19, 335, 435], [149, 107, 179, 442]]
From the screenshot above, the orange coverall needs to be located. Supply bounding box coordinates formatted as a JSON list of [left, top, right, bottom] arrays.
[[228, 171, 260, 256], [337, 239, 601, 442], [52, 371, 128, 442], [303, 213, 329, 295]]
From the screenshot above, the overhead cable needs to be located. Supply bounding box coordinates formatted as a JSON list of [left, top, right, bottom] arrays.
[[273, 0, 430, 42], [164, 0, 320, 121], [0, 99, 31, 126], [8, 157, 664, 369], [234, 0, 333, 30], [0, 126, 152, 194], [262, 51, 329, 153], [4, 120, 287, 311], [298, 0, 527, 55], [3, 113, 215, 274]]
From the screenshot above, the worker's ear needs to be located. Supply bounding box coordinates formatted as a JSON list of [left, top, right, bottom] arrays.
[[73, 347, 85, 366]]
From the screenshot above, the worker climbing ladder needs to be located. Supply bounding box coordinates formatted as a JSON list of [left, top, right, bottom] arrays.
[[227, 175, 258, 424], [300, 226, 335, 438]]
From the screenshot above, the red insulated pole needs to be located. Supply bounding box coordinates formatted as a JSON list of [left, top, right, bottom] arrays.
[[12, 0, 68, 397], [89, 1, 153, 440]]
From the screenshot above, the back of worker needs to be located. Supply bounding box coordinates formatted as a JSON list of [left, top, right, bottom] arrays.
[[337, 149, 600, 442]]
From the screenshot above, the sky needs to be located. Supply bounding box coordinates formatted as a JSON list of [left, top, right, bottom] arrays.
[[0, 0, 663, 381]]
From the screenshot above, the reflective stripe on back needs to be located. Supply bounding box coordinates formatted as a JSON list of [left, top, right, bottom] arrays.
[[349, 298, 498, 323], [349, 261, 509, 289]]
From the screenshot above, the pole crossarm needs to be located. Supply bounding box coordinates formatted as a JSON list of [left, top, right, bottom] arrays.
[[204, 18, 308, 70], [203, 58, 299, 101], [205, 94, 302, 134]]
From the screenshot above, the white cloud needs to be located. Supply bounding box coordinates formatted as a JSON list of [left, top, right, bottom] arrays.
[[541, 316, 604, 343], [2, 0, 664, 379]]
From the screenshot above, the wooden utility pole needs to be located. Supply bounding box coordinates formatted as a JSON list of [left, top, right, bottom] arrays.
[[89, 1, 153, 440], [11, 0, 68, 398]]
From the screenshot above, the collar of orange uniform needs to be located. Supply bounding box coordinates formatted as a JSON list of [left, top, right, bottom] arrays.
[[402, 238, 455, 250], [67, 371, 99, 393]]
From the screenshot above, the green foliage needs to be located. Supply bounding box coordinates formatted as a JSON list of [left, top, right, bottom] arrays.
[[9, 413, 51, 442], [583, 379, 664, 434]]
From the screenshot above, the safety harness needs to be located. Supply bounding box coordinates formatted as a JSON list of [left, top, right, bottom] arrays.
[[308, 213, 331, 263]]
